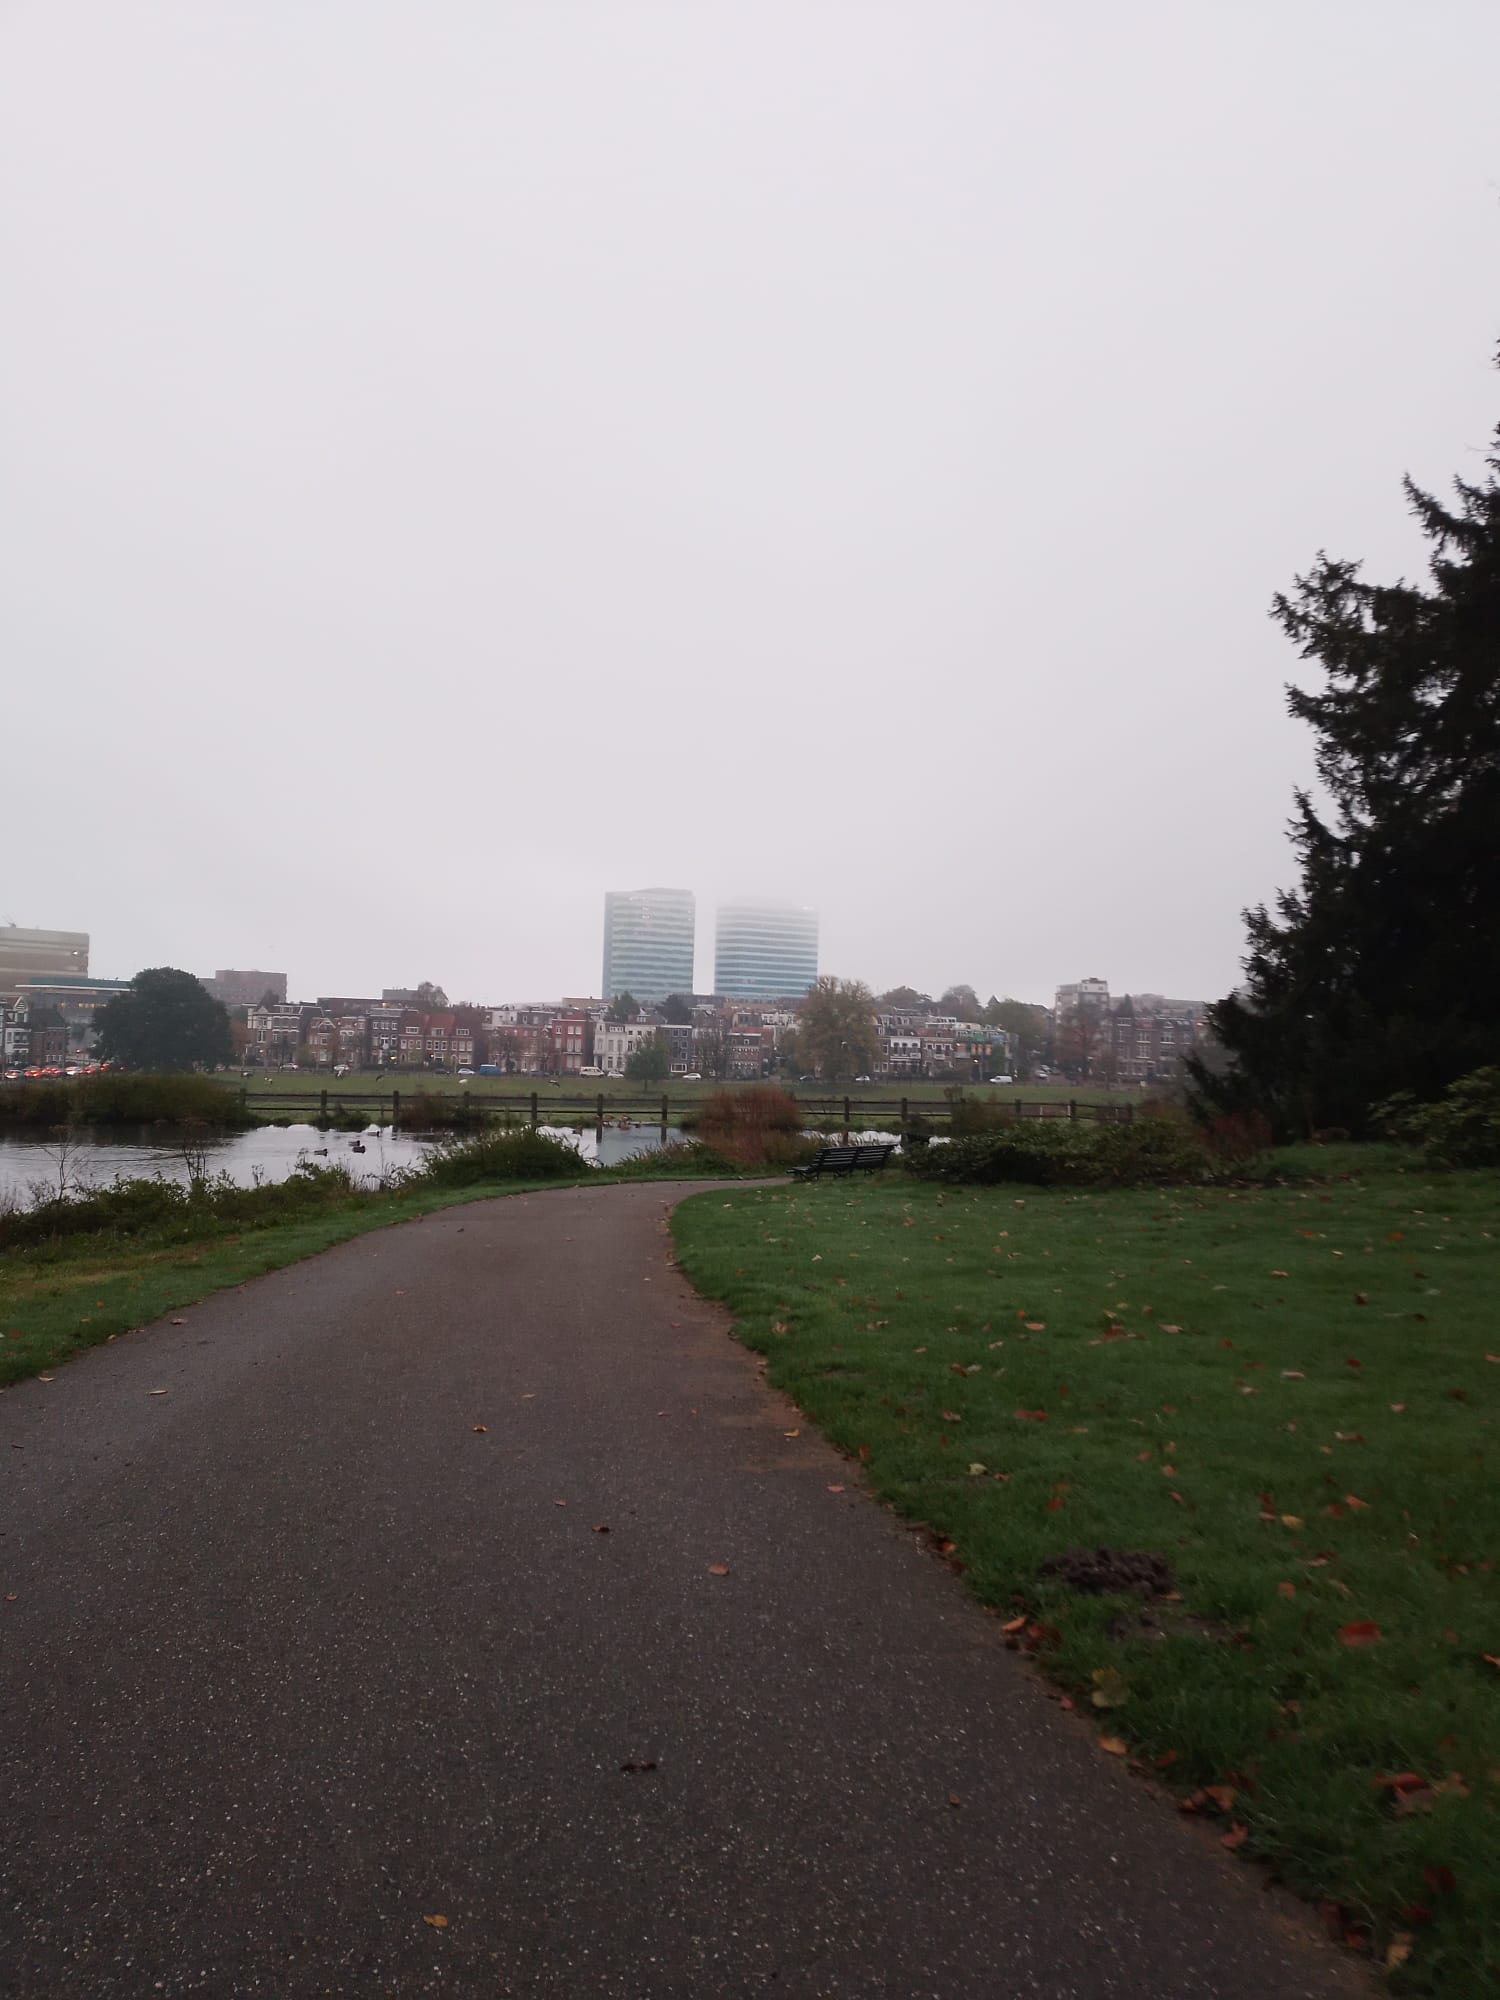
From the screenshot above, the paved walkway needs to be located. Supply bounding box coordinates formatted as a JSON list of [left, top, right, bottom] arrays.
[[0, 1183, 1363, 1997]]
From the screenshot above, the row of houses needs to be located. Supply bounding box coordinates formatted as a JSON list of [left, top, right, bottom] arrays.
[[1, 994, 71, 1070]]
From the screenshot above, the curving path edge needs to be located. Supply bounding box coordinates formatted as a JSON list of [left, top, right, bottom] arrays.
[[0, 1182, 1366, 1997]]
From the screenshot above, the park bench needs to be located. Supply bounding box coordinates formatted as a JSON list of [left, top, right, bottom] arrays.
[[790, 1142, 896, 1181]]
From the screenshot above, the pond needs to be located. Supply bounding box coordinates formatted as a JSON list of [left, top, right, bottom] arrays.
[[0, 1121, 686, 1210]]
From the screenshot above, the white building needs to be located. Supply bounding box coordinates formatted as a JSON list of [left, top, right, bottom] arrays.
[[593, 1021, 662, 1075]]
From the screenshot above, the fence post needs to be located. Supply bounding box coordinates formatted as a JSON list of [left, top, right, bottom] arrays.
[[239, 1086, 248, 1114], [463, 1089, 471, 1123], [596, 1092, 605, 1142], [530, 1091, 539, 1130], [660, 1093, 668, 1143], [320, 1087, 328, 1118], [1068, 1099, 1077, 1122], [391, 1089, 401, 1130], [900, 1096, 908, 1129], [843, 1095, 851, 1138]]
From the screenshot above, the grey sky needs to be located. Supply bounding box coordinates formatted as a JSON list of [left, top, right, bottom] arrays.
[[3, 3, 1496, 1006]]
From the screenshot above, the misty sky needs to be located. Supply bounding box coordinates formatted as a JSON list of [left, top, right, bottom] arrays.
[[3, 4, 1496, 1008]]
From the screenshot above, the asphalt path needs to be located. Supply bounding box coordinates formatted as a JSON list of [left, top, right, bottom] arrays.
[[0, 1182, 1366, 1998]]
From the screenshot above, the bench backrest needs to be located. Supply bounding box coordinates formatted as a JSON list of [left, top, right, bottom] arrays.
[[852, 1142, 894, 1163], [813, 1146, 860, 1166]]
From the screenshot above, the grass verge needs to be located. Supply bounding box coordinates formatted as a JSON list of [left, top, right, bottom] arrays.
[[670, 1160, 1500, 1996]]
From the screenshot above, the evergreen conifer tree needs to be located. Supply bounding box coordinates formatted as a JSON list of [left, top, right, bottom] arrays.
[[1195, 369, 1500, 1134]]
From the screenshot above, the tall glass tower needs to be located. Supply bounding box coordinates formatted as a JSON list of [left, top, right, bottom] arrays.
[[601, 888, 695, 1006], [714, 902, 819, 1000]]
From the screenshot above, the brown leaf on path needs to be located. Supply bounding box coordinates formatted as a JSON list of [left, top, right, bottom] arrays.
[[1385, 1935, 1415, 1970], [170, 1318, 186, 1325], [826, 1484, 845, 1494], [1220, 1824, 1249, 1850], [148, 1389, 168, 1397], [1337, 1620, 1382, 1647], [593, 1524, 610, 1534], [423, 1914, 448, 1929], [783, 1429, 800, 1439], [1155, 1749, 1178, 1769], [707, 1562, 730, 1577], [1373, 1771, 1429, 1794], [1000, 1616, 1026, 1633], [1097, 1736, 1127, 1756], [1202, 1784, 1236, 1813], [1344, 1493, 1370, 1510], [858, 1444, 871, 1461], [472, 1425, 488, 1434], [947, 1793, 961, 1807]]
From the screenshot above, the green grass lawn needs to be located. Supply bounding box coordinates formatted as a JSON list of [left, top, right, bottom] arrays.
[[671, 1161, 1500, 1995]]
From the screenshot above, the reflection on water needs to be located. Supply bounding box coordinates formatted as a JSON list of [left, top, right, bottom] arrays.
[[0, 1120, 685, 1208]]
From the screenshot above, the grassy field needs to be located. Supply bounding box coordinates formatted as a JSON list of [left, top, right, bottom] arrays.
[[671, 1158, 1500, 1995]]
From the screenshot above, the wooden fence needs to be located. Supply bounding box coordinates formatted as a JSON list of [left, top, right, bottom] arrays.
[[233, 1088, 1135, 1139]]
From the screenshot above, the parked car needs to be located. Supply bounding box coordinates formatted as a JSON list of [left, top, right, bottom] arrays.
[[853, 1074, 872, 1084], [579, 1065, 603, 1077], [679, 1072, 702, 1080], [457, 1067, 475, 1077], [988, 1074, 1014, 1084], [478, 1064, 500, 1076]]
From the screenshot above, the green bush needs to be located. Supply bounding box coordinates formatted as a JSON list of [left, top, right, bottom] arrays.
[[0, 1159, 380, 1253], [1374, 1066, 1500, 1167], [0, 1073, 253, 1131], [421, 1128, 587, 1187], [904, 1121, 1095, 1185], [904, 1116, 1212, 1188], [1088, 1116, 1213, 1185]]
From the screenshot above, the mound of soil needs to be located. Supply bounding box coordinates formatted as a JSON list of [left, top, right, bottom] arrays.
[[1038, 1547, 1175, 1597]]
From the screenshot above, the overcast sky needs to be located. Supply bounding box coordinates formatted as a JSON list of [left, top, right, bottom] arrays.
[[2, 4, 1496, 1007]]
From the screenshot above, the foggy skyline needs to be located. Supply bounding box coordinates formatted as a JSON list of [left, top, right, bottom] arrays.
[[3, 4, 1497, 1008]]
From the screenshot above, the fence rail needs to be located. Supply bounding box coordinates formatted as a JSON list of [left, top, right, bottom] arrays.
[[231, 1088, 1135, 1136]]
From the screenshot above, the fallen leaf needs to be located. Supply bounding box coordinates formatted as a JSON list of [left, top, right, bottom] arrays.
[[1282, 1369, 1305, 1380], [472, 1425, 488, 1434], [1202, 1784, 1237, 1812], [1277, 1582, 1297, 1599], [1384, 1934, 1415, 1970], [940, 1410, 962, 1423], [1090, 1667, 1129, 1709], [707, 1562, 730, 1577], [148, 1389, 168, 1397], [1220, 1824, 1249, 1850], [1391, 1403, 1406, 1413], [1000, 1615, 1027, 1633], [423, 1914, 448, 1929], [967, 1463, 987, 1476], [170, 1317, 186, 1325], [1281, 1515, 1304, 1530], [1423, 1864, 1457, 1896], [783, 1429, 800, 1439], [620, 1758, 658, 1773], [826, 1483, 846, 1494], [947, 1792, 961, 1807], [1337, 1620, 1382, 1647], [1024, 1321, 1046, 1332], [1013, 1408, 1048, 1422], [593, 1524, 610, 1534], [1098, 1736, 1127, 1756]]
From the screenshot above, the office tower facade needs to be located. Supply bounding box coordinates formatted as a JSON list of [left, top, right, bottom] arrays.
[[714, 901, 819, 1001], [601, 887, 695, 1005], [0, 926, 89, 993]]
